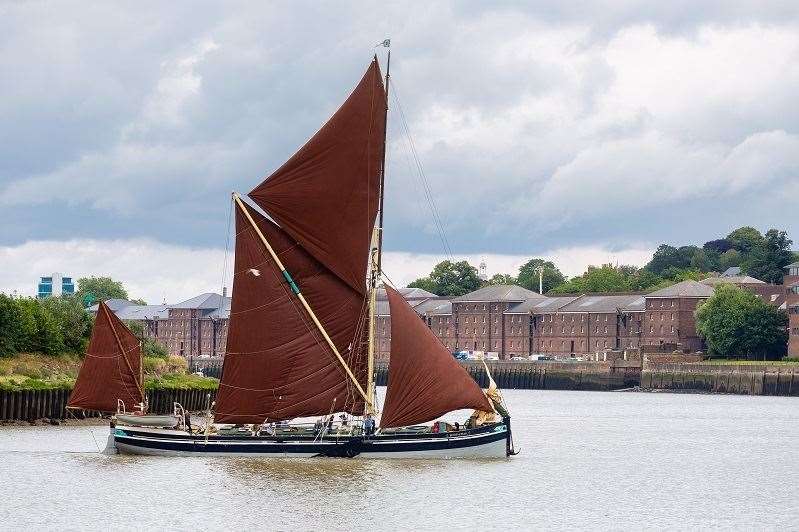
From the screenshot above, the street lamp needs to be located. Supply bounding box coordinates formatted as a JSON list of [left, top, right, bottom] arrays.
[[534, 265, 545, 294]]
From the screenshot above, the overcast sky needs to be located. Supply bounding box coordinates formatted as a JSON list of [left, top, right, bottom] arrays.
[[2, 2, 798, 303]]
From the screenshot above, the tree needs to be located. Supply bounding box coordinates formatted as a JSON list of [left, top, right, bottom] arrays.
[[719, 249, 743, 270], [744, 229, 794, 284], [408, 260, 482, 297], [517, 259, 565, 294], [703, 239, 733, 254], [40, 295, 91, 352], [487, 273, 517, 286], [696, 284, 788, 360], [76, 277, 129, 307], [726, 226, 764, 254], [126, 320, 168, 359], [15, 298, 64, 355], [407, 277, 438, 294], [0, 295, 20, 357]]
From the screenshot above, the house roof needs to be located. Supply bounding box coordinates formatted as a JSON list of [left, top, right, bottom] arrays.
[[88, 298, 135, 313], [646, 280, 715, 298], [506, 296, 579, 314], [115, 304, 170, 320], [702, 276, 765, 286], [171, 292, 230, 310], [425, 301, 453, 316], [452, 284, 543, 302], [787, 262, 799, 268], [558, 294, 646, 314], [721, 266, 742, 277]]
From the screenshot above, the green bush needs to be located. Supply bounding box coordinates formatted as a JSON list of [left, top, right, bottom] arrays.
[[165, 355, 188, 374], [142, 356, 166, 375]]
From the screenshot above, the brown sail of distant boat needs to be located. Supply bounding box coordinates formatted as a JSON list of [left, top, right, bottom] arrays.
[[104, 52, 516, 458], [68, 301, 186, 432]]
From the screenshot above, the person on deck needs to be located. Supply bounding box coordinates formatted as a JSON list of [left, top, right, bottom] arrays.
[[184, 411, 192, 434], [363, 414, 375, 436]]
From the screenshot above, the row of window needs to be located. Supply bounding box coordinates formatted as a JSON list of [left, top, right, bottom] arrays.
[[648, 299, 677, 308]]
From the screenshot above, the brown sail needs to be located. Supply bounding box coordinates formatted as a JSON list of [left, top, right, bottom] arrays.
[[380, 286, 493, 428], [214, 203, 368, 424], [248, 59, 386, 295], [67, 301, 143, 413]]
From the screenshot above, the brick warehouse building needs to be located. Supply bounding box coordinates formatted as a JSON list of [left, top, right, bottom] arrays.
[[787, 262, 799, 357], [100, 274, 792, 361], [92, 292, 230, 358]]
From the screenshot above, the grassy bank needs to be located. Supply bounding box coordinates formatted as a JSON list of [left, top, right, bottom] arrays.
[[0, 353, 218, 391]]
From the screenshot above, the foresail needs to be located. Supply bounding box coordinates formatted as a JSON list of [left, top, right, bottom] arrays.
[[380, 286, 494, 429], [68, 301, 143, 413], [214, 203, 368, 424], [248, 59, 386, 295]]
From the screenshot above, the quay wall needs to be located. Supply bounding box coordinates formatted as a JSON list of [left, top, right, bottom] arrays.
[[0, 388, 217, 422], [190, 357, 638, 391], [641, 363, 799, 396], [375, 361, 639, 392]]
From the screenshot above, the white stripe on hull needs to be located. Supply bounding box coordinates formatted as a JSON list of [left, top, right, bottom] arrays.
[[111, 426, 509, 459]]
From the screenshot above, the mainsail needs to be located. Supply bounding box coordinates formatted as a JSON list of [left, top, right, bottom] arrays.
[[215, 59, 385, 423], [68, 301, 143, 412], [380, 287, 494, 428], [248, 58, 386, 295]]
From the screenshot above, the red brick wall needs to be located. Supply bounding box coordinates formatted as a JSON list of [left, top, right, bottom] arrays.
[[786, 271, 799, 357], [642, 297, 707, 352]]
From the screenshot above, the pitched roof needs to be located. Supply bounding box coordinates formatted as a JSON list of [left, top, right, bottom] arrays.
[[115, 304, 170, 320], [721, 266, 742, 277], [425, 301, 453, 316], [376, 287, 438, 300], [787, 262, 799, 268], [559, 294, 647, 313], [506, 296, 579, 314], [646, 280, 715, 298], [171, 292, 230, 309], [88, 298, 135, 313], [452, 284, 543, 302], [702, 276, 765, 286]]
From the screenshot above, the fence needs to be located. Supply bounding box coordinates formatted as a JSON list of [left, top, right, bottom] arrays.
[[0, 388, 218, 422]]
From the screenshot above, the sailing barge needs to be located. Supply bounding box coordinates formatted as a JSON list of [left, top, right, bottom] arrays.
[[70, 56, 517, 458]]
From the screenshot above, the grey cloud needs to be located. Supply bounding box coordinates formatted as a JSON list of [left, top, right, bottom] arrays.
[[1, 1, 798, 256]]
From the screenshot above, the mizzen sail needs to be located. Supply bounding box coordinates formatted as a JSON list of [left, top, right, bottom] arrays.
[[214, 203, 368, 424], [248, 59, 386, 295], [68, 301, 143, 412], [380, 286, 494, 429]]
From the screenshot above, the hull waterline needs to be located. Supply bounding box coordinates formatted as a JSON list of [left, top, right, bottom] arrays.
[[109, 421, 513, 459]]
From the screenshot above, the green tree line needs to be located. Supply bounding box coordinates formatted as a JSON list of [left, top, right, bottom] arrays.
[[408, 226, 796, 297], [0, 277, 150, 358]]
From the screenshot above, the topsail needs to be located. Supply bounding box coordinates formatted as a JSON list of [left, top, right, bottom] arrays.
[[249, 59, 386, 295]]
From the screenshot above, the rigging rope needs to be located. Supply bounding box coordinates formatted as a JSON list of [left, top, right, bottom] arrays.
[[390, 82, 455, 260]]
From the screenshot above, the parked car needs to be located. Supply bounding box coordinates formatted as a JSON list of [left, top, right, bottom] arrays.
[[452, 351, 468, 361], [510, 356, 527, 361]]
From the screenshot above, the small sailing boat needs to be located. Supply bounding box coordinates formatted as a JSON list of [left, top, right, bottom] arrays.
[[68, 301, 186, 432], [107, 53, 517, 458]]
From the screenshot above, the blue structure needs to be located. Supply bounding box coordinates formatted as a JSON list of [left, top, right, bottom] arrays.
[[37, 273, 75, 298]]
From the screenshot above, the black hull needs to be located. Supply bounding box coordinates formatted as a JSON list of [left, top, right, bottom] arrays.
[[112, 421, 513, 458]]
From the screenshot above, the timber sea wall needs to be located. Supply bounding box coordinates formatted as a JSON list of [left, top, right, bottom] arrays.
[[375, 360, 640, 391], [0, 388, 217, 422], [641, 363, 799, 396]]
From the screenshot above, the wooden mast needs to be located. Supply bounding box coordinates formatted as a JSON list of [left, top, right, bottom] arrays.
[[232, 192, 372, 409], [366, 47, 390, 415]]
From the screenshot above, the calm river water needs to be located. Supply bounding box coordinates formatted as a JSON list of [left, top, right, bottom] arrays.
[[1, 389, 798, 531]]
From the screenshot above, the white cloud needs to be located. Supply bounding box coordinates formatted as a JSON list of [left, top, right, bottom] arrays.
[[0, 239, 656, 302], [0, 239, 230, 304]]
